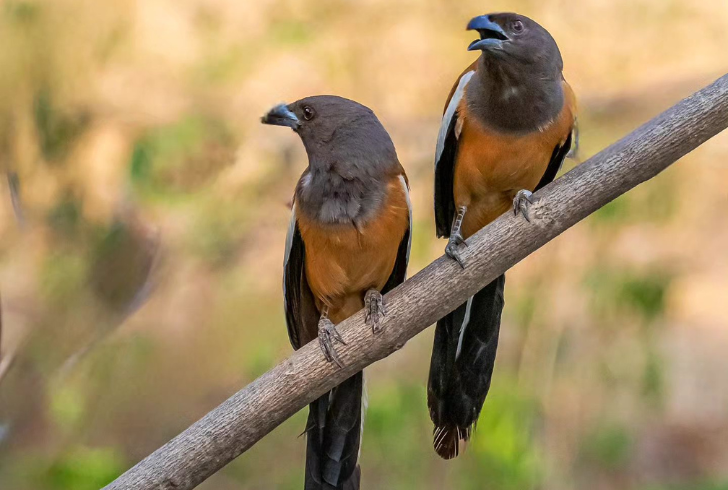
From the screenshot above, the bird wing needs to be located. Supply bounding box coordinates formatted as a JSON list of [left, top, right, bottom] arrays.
[[434, 69, 475, 238], [534, 80, 578, 191], [283, 203, 318, 350], [382, 174, 412, 294], [534, 131, 573, 192]]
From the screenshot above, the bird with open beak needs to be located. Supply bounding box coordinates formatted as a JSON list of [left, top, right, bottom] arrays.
[[262, 96, 412, 489], [429, 12, 577, 459]]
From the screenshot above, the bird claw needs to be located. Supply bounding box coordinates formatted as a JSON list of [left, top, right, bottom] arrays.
[[513, 190, 534, 222], [364, 289, 386, 334], [445, 233, 467, 269], [318, 317, 346, 368]]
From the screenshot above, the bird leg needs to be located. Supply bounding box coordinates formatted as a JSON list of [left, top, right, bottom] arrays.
[[364, 289, 386, 334], [445, 205, 468, 268], [513, 190, 534, 222], [318, 306, 346, 368]]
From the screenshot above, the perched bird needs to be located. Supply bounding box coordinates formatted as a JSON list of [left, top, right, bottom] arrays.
[[262, 96, 412, 489], [429, 12, 577, 459]]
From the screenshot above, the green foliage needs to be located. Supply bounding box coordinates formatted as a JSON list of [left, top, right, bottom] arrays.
[[130, 115, 234, 200], [269, 19, 314, 46], [4, 0, 40, 24], [359, 382, 436, 489], [185, 201, 248, 265], [638, 176, 677, 223], [510, 289, 537, 330], [46, 195, 82, 235], [40, 251, 88, 305], [465, 384, 543, 490], [641, 348, 665, 403], [406, 218, 435, 271], [34, 90, 90, 161], [581, 422, 633, 470], [44, 446, 124, 490], [49, 384, 86, 432], [91, 220, 129, 258], [592, 195, 631, 225], [246, 344, 275, 379], [585, 267, 671, 323], [620, 274, 670, 322], [589, 172, 676, 227]]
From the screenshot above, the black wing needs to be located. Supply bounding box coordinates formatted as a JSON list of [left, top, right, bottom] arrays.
[[434, 71, 474, 238], [382, 175, 412, 294], [283, 205, 318, 350], [534, 131, 573, 192]]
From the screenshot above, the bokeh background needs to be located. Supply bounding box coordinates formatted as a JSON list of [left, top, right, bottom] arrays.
[[1, 0, 727, 489]]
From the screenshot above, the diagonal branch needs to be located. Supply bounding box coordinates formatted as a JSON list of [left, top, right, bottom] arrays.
[[104, 74, 728, 490]]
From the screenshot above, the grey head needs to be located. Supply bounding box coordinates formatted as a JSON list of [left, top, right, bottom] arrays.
[[465, 13, 565, 133], [262, 95, 401, 225]]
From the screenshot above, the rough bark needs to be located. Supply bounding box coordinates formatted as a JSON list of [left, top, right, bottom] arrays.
[[104, 74, 728, 490]]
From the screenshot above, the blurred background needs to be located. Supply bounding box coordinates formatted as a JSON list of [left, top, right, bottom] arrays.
[[0, 0, 727, 489]]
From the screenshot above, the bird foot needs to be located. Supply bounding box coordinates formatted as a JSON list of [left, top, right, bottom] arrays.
[[513, 190, 534, 222], [364, 289, 386, 334], [318, 317, 346, 368], [445, 232, 467, 269]]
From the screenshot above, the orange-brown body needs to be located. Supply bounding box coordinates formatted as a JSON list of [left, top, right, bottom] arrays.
[[453, 81, 576, 238], [296, 175, 409, 335]]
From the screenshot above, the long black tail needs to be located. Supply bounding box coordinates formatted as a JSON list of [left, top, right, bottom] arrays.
[[427, 274, 505, 459], [304, 371, 363, 490]]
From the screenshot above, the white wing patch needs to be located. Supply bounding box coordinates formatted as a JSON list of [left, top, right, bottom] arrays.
[[398, 175, 412, 274], [455, 295, 474, 360], [435, 70, 474, 168], [566, 118, 579, 159], [359, 372, 368, 460]]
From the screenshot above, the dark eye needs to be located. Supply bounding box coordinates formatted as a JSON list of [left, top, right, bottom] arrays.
[[512, 20, 524, 32], [303, 106, 315, 121]]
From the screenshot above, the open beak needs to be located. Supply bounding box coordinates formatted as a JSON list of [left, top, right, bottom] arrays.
[[466, 15, 508, 51], [261, 103, 300, 129]]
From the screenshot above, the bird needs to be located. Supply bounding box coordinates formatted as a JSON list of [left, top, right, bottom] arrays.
[[429, 12, 577, 459], [262, 96, 412, 489]]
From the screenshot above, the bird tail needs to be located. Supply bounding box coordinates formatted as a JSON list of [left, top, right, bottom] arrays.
[[304, 371, 363, 490], [427, 274, 505, 459]]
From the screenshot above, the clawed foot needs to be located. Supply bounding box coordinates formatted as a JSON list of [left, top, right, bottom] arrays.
[[513, 190, 534, 222], [365, 289, 386, 334], [318, 317, 346, 368], [445, 232, 467, 269]]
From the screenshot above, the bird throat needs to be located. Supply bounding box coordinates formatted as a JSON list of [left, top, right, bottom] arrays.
[[295, 167, 386, 227], [467, 56, 564, 134]]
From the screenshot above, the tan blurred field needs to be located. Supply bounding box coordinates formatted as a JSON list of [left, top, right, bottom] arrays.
[[1, 0, 728, 489]]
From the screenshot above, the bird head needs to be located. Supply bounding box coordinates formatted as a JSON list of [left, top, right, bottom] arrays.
[[261, 95, 395, 163], [466, 13, 563, 72]]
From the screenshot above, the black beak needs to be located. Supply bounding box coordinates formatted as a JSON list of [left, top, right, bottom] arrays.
[[261, 103, 300, 129], [466, 15, 508, 51]]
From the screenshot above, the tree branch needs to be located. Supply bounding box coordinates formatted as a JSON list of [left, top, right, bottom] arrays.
[[104, 74, 728, 490]]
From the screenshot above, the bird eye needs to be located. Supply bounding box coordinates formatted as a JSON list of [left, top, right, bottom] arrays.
[[512, 20, 524, 32], [303, 106, 315, 121]]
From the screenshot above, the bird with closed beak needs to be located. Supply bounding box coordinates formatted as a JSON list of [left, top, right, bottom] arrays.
[[262, 96, 411, 489], [429, 12, 577, 459]]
